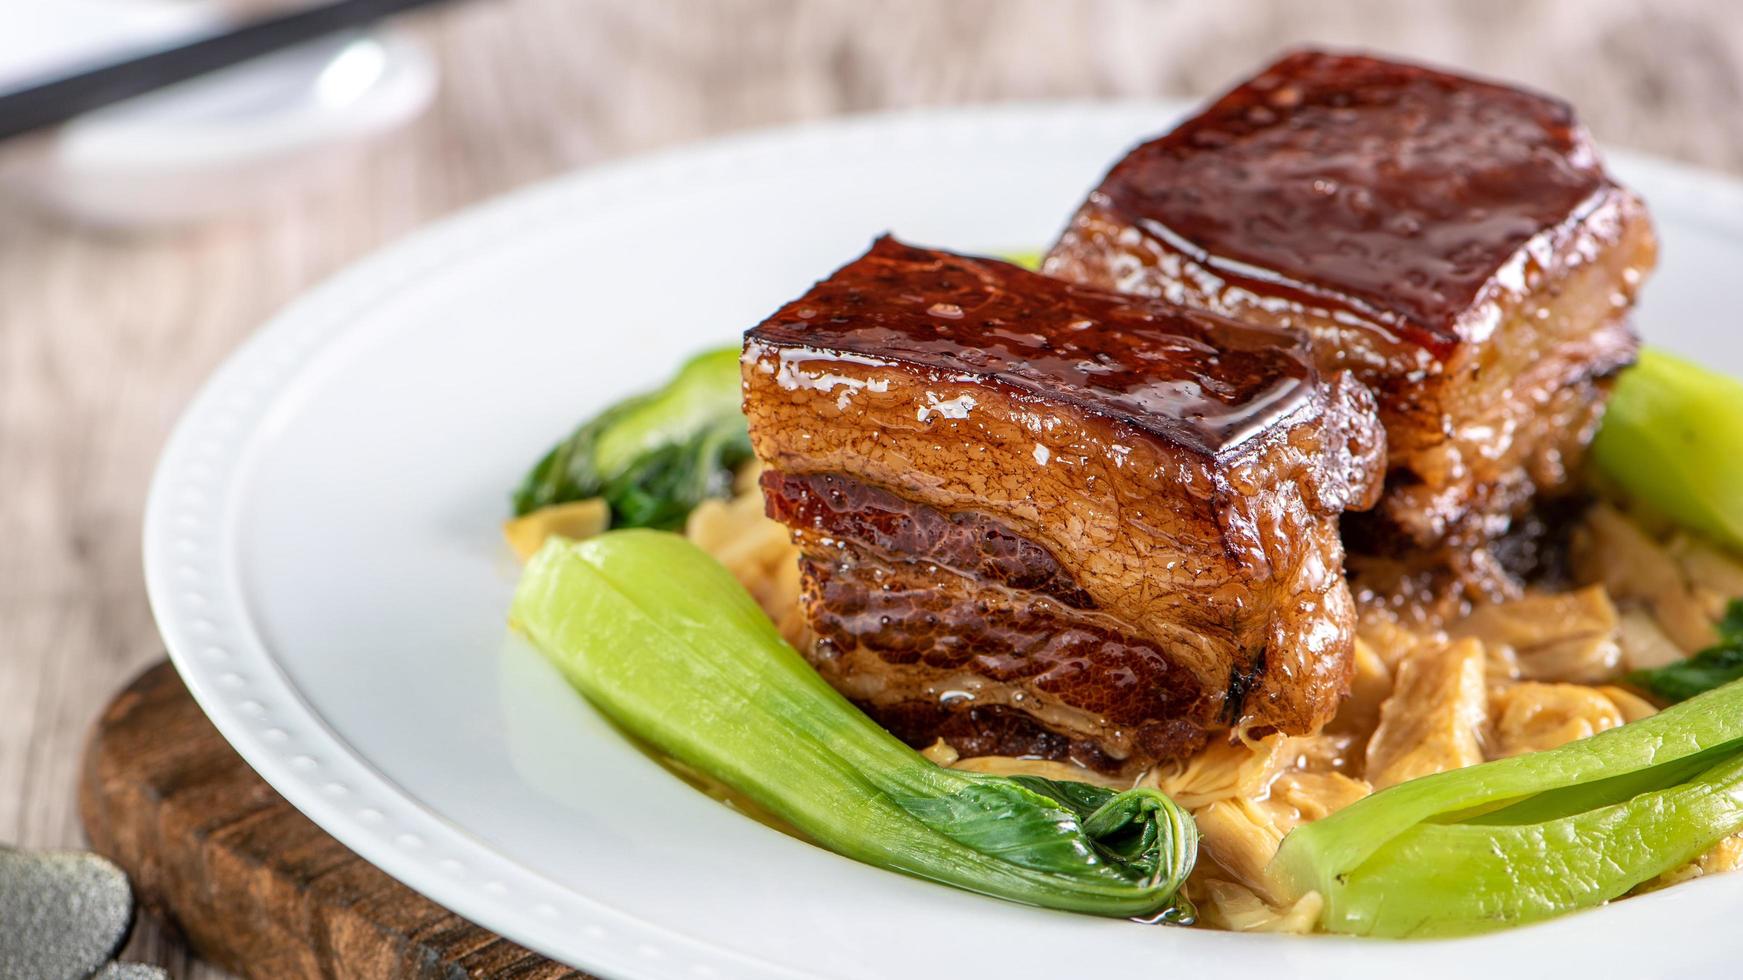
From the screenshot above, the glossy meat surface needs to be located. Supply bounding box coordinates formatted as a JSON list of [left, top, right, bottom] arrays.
[[1058, 48, 1615, 356], [1045, 50, 1656, 565], [750, 236, 1321, 458], [744, 237, 1386, 772]]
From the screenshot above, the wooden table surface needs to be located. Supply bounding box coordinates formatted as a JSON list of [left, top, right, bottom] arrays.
[[4, 1, 1743, 975]]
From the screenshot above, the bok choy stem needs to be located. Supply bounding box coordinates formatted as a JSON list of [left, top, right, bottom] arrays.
[[1592, 349, 1743, 552], [510, 530, 1197, 918], [1272, 676, 1743, 936], [1321, 749, 1743, 937]]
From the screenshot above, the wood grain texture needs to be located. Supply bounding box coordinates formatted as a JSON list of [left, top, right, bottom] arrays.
[[81, 660, 588, 980], [4, 1, 1743, 976]]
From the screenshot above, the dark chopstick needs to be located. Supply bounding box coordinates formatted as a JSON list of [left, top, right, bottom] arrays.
[[0, 0, 459, 143]]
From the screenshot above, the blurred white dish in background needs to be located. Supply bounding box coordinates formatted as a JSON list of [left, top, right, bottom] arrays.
[[0, 0, 220, 94], [4, 27, 435, 228]]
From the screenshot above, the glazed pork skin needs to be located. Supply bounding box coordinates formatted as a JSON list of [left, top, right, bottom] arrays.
[[1044, 50, 1656, 568], [743, 236, 1385, 773]]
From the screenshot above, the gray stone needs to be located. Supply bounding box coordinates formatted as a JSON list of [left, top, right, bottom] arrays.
[[0, 846, 134, 980]]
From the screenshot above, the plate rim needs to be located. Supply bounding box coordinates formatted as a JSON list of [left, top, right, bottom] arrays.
[[144, 99, 1743, 979], [148, 99, 1212, 980]]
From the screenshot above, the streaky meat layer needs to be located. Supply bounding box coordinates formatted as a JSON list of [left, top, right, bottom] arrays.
[[765, 470, 1210, 767], [743, 236, 1386, 772]]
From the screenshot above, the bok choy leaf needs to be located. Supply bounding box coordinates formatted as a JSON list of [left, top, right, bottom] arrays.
[[1629, 600, 1743, 703], [1271, 676, 1743, 937], [512, 347, 750, 528], [510, 530, 1197, 918], [1304, 747, 1743, 937]]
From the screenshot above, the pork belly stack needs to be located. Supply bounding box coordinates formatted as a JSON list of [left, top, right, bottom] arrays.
[[743, 237, 1385, 773], [1044, 50, 1656, 567]]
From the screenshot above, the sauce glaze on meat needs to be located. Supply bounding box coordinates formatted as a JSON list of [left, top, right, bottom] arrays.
[[751, 236, 1323, 457], [744, 236, 1385, 773], [1045, 50, 1656, 580]]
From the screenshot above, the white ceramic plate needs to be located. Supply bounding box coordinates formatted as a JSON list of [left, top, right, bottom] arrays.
[[145, 103, 1743, 980]]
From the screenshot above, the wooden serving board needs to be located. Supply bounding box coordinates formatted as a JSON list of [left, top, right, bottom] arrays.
[[79, 661, 590, 980]]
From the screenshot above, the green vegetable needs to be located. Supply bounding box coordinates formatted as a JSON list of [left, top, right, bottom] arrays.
[[1307, 748, 1743, 937], [1630, 600, 1743, 702], [1272, 677, 1743, 937], [1002, 250, 1043, 270], [511, 530, 1198, 918], [1593, 349, 1743, 553], [512, 347, 751, 528]]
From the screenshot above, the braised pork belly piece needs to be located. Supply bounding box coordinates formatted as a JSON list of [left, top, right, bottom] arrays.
[[742, 236, 1385, 774], [1044, 50, 1657, 582]]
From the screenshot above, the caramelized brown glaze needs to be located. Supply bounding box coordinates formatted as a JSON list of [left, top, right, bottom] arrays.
[[744, 237, 1387, 773], [1080, 49, 1615, 358], [1045, 49, 1656, 566], [753, 236, 1317, 458]]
